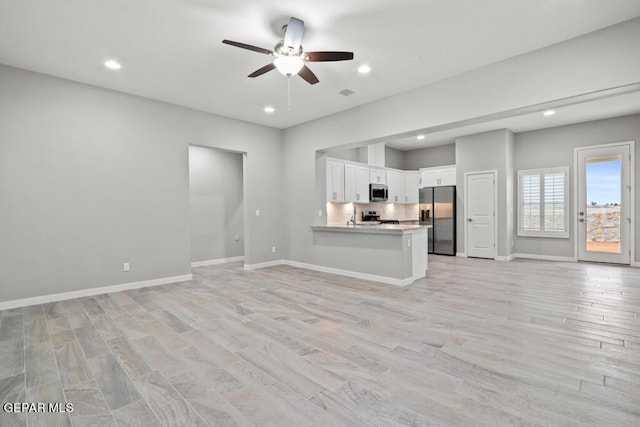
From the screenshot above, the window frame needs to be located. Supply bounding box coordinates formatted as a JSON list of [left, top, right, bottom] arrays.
[[517, 166, 570, 238]]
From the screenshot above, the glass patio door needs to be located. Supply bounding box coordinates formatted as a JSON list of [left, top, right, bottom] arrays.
[[577, 144, 631, 264]]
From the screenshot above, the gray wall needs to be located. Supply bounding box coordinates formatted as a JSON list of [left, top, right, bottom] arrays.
[[283, 19, 640, 270], [189, 146, 244, 263], [514, 114, 640, 259], [385, 146, 404, 169], [403, 144, 456, 170], [325, 147, 360, 162], [0, 65, 283, 303], [455, 129, 513, 258]]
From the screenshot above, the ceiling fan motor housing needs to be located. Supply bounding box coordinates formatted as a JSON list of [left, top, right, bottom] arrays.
[[274, 40, 303, 57]]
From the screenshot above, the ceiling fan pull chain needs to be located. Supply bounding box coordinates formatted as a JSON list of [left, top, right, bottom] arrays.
[[287, 76, 292, 111]]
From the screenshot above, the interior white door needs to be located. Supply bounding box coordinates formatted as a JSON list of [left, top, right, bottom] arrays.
[[577, 144, 631, 264], [466, 172, 496, 259]]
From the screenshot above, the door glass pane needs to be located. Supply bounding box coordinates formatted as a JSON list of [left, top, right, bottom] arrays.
[[585, 156, 621, 253]]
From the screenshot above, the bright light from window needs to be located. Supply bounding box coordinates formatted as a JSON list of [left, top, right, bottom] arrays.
[[358, 64, 371, 74]]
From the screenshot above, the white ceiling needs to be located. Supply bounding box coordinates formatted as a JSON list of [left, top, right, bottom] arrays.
[[1, 0, 640, 130]]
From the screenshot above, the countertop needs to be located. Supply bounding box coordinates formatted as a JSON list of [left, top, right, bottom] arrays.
[[312, 223, 431, 234]]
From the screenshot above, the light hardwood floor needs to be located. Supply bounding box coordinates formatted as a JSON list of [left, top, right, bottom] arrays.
[[1, 256, 639, 426]]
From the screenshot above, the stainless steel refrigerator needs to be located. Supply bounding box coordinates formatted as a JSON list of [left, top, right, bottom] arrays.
[[419, 186, 456, 255]]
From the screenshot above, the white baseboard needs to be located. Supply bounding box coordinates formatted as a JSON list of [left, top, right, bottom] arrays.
[[191, 256, 244, 268], [243, 259, 285, 270], [513, 253, 577, 262], [0, 274, 193, 311], [496, 254, 516, 262], [285, 260, 414, 287], [631, 261, 640, 268], [456, 253, 467, 258]]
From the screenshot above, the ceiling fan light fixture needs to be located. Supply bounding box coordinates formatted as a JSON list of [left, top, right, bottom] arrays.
[[274, 56, 304, 76]]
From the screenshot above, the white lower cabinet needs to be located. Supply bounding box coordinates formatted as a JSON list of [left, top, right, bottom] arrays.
[[344, 163, 370, 203]]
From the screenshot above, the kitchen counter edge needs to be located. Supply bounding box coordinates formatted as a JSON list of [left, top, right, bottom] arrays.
[[312, 224, 431, 235]]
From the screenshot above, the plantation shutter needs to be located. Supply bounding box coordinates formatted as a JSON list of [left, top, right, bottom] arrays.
[[518, 168, 568, 237]]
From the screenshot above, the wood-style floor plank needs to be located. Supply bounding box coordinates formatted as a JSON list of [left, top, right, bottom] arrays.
[[0, 256, 639, 426]]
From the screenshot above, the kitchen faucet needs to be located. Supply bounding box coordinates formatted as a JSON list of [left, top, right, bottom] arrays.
[[348, 204, 357, 225]]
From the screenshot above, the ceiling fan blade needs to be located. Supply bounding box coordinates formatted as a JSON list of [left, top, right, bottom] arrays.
[[283, 17, 304, 54], [298, 65, 319, 85], [222, 39, 273, 55], [305, 51, 354, 62], [248, 63, 276, 78]]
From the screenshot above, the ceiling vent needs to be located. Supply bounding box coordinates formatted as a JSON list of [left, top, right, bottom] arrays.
[[339, 89, 354, 96]]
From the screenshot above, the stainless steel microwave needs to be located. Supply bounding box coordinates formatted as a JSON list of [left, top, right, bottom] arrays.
[[369, 183, 388, 202]]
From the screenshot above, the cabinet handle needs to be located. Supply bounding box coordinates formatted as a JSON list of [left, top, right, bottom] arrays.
[[395, 196, 398, 202], [332, 192, 336, 200], [356, 194, 360, 201], [405, 196, 408, 202]]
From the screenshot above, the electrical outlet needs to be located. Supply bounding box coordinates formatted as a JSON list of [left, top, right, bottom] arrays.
[[255, 209, 260, 216], [271, 246, 276, 253], [123, 262, 130, 272]]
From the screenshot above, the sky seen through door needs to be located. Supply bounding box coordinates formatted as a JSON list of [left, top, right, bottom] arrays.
[[586, 159, 621, 205]]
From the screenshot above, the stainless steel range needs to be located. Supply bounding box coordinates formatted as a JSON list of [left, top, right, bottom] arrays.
[[361, 210, 399, 224]]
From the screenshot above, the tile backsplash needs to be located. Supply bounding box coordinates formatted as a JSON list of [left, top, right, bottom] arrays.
[[327, 202, 418, 225]]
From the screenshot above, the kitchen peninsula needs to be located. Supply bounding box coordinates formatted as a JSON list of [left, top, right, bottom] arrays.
[[311, 223, 429, 286]]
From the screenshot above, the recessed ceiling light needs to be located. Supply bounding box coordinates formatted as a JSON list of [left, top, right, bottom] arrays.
[[357, 64, 371, 74], [104, 60, 121, 70], [417, 135, 425, 140], [264, 106, 275, 114], [543, 110, 555, 116]]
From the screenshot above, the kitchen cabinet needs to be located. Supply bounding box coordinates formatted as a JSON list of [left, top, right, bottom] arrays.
[[405, 171, 420, 203], [387, 170, 405, 203], [326, 160, 344, 202], [369, 167, 386, 184], [420, 165, 456, 187], [344, 163, 370, 203]]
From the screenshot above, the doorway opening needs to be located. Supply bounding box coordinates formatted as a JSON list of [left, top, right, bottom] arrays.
[[188, 145, 245, 267]]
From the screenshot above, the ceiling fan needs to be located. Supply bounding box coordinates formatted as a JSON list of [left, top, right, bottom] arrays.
[[222, 17, 354, 85]]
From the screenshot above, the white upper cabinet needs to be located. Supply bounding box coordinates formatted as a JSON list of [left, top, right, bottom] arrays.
[[420, 165, 456, 187], [440, 167, 456, 186], [367, 143, 386, 167], [369, 167, 387, 184], [326, 160, 344, 202], [386, 170, 405, 203], [344, 163, 370, 203], [405, 171, 420, 203]]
